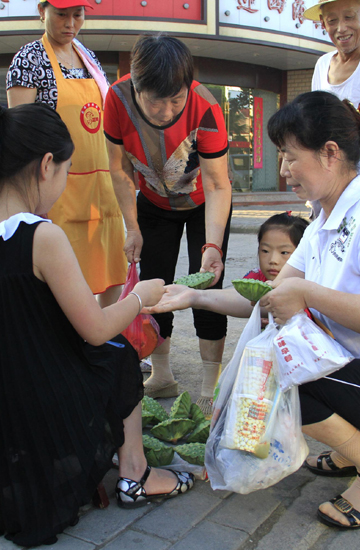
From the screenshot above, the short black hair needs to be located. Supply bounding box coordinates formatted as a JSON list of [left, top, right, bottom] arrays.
[[267, 91, 360, 170], [257, 212, 309, 248], [130, 34, 194, 98]]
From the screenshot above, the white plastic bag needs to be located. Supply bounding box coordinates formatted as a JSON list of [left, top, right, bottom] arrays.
[[220, 317, 279, 456], [163, 452, 207, 480], [273, 311, 354, 392], [205, 309, 308, 494], [205, 385, 308, 494], [211, 303, 262, 427]]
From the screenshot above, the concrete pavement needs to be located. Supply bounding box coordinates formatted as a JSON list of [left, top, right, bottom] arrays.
[[2, 194, 359, 550]]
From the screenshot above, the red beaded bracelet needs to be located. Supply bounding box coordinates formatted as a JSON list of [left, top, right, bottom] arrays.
[[201, 243, 223, 258]]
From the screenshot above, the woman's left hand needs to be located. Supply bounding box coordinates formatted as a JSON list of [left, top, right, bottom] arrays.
[[259, 277, 308, 325]]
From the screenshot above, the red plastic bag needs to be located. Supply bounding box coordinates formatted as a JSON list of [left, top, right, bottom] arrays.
[[118, 263, 162, 360]]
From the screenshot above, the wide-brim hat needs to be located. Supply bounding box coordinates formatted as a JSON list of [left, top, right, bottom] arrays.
[[304, 0, 339, 21], [39, 0, 94, 9]]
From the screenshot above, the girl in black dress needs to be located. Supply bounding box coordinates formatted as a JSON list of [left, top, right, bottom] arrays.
[[0, 103, 194, 548]]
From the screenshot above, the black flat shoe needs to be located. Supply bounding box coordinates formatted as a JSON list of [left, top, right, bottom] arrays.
[[115, 465, 195, 508]]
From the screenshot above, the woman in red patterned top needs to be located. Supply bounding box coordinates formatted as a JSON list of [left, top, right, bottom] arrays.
[[104, 34, 232, 415]]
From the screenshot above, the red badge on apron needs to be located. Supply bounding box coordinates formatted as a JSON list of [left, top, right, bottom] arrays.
[[80, 102, 101, 133]]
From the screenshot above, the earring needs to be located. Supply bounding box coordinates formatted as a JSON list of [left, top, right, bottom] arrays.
[[40, 16, 44, 22]]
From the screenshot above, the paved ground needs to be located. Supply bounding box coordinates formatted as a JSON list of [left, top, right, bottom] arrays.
[[2, 198, 359, 550]]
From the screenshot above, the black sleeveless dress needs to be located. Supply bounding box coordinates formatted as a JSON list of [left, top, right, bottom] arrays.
[[0, 220, 143, 547]]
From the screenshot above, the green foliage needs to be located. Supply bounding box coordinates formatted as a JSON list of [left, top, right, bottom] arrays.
[[170, 391, 192, 419], [174, 443, 206, 466], [142, 396, 169, 423], [189, 403, 206, 426], [232, 278, 271, 302], [142, 410, 155, 428], [142, 392, 211, 467], [174, 272, 215, 290], [151, 418, 195, 444], [142, 434, 174, 466], [187, 421, 210, 443]]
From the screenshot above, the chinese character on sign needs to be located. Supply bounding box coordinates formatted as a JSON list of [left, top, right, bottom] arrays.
[[292, 0, 305, 24], [268, 0, 286, 13], [237, 0, 258, 13]]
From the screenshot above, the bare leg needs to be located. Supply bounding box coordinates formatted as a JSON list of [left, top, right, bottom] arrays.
[[118, 402, 181, 494], [303, 414, 360, 526], [97, 285, 123, 308]]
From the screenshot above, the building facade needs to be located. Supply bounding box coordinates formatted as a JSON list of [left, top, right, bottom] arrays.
[[0, 0, 334, 193]]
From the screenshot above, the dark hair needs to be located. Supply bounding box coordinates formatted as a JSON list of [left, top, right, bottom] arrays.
[[257, 212, 309, 248], [0, 103, 74, 186], [267, 91, 360, 169], [130, 34, 194, 98]]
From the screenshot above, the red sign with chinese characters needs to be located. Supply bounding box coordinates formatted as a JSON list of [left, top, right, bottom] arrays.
[[237, 0, 258, 13], [268, 0, 285, 13], [292, 0, 305, 24], [254, 97, 263, 169]]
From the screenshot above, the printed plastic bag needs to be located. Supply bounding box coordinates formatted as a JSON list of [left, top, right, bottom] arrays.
[[212, 302, 262, 427], [118, 263, 162, 360], [273, 311, 354, 392], [205, 385, 308, 494], [205, 308, 308, 494], [220, 316, 279, 457]]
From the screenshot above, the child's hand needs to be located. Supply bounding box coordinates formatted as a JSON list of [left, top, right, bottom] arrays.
[[133, 279, 165, 307], [144, 284, 197, 314]]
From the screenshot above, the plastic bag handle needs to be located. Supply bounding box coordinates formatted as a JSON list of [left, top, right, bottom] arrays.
[[269, 312, 274, 324]]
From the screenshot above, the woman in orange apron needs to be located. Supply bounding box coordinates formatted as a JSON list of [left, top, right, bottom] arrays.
[[6, 0, 127, 306]]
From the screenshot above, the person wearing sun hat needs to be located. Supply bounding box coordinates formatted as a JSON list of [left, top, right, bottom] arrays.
[[304, 1, 360, 222], [305, 0, 360, 111], [6, 0, 128, 308]]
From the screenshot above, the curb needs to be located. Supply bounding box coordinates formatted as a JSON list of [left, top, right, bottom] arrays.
[[230, 224, 261, 234]]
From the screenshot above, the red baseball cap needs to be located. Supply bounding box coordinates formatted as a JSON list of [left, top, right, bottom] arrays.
[[39, 0, 94, 9]]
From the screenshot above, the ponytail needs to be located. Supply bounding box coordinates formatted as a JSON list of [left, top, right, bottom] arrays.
[[257, 212, 309, 248], [342, 98, 360, 134]]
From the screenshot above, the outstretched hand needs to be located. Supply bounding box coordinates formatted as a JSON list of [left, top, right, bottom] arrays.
[[133, 278, 165, 308], [144, 284, 197, 314]]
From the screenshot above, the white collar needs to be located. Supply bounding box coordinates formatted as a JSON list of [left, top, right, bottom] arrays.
[[0, 213, 51, 241], [316, 175, 360, 232]]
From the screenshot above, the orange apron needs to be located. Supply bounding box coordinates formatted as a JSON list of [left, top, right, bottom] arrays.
[[43, 34, 127, 294]]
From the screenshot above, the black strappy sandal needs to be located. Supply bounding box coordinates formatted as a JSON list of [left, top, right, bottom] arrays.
[[115, 465, 194, 508], [305, 451, 357, 477]]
